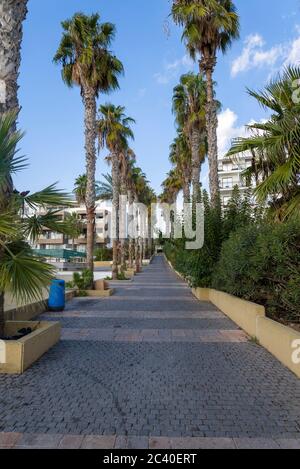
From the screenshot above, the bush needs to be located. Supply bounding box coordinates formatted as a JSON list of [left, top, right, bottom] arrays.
[[94, 247, 113, 261], [212, 220, 300, 322], [68, 269, 93, 290]]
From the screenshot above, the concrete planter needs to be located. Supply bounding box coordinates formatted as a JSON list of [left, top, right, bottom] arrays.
[[78, 289, 114, 298], [192, 287, 300, 379], [94, 261, 112, 268], [0, 321, 61, 374]]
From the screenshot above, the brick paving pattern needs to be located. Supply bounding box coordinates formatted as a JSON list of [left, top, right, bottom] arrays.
[[0, 255, 299, 449]]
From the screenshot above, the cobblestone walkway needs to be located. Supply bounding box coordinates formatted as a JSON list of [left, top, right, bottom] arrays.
[[0, 255, 299, 449]]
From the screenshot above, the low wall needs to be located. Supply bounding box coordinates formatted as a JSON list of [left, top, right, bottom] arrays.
[[209, 289, 265, 338], [257, 317, 300, 378], [192, 287, 300, 379], [0, 321, 61, 374], [4, 290, 76, 322], [94, 261, 112, 268]]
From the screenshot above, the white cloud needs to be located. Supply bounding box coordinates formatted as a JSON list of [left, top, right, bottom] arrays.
[[217, 108, 267, 159], [231, 27, 300, 77], [154, 54, 194, 85], [284, 36, 300, 66], [217, 108, 248, 157], [231, 34, 284, 77]]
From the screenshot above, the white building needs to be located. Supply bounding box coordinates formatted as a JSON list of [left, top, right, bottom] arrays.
[[218, 154, 254, 207], [31, 201, 111, 253]]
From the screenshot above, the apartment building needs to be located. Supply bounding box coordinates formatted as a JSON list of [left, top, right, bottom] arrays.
[[31, 201, 111, 254], [218, 154, 254, 207]]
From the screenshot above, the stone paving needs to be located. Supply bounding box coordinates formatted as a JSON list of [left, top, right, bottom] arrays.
[[0, 255, 299, 449]]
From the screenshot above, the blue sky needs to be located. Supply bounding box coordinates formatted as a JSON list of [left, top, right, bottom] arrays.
[[15, 0, 300, 195]]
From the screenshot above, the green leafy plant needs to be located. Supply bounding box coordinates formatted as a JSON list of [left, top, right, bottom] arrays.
[[68, 270, 94, 291], [94, 247, 113, 262], [0, 112, 73, 336]]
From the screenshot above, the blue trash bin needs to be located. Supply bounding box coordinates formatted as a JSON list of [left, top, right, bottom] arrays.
[[48, 279, 66, 312]]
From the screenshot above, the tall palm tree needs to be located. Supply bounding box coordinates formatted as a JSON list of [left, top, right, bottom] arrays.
[[0, 1, 28, 123], [172, 0, 240, 206], [54, 12, 123, 280], [97, 104, 135, 279], [170, 134, 192, 204], [119, 148, 136, 271], [0, 113, 73, 336], [131, 167, 148, 272], [173, 73, 207, 203], [228, 66, 300, 220]]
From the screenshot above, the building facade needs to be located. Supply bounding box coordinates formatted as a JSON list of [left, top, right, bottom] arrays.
[[31, 201, 111, 254], [218, 154, 254, 207]]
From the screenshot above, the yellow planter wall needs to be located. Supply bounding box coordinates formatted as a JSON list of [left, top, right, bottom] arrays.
[[191, 287, 300, 379]]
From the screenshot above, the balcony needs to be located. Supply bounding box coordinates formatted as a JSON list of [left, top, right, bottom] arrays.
[[37, 236, 64, 245]]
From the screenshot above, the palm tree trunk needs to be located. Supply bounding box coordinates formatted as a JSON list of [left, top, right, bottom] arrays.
[[128, 190, 135, 269], [0, 0, 28, 122], [119, 176, 127, 274], [111, 151, 120, 280], [203, 61, 220, 207], [135, 238, 140, 273], [190, 127, 201, 204], [0, 2, 28, 335], [183, 175, 190, 204], [147, 212, 152, 259], [82, 86, 97, 282]]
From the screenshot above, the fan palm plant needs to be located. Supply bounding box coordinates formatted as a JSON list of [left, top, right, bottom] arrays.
[[54, 12, 123, 280], [97, 173, 113, 201], [172, 0, 240, 206], [64, 212, 84, 250], [73, 174, 102, 204], [97, 104, 135, 279], [173, 73, 207, 203], [0, 113, 73, 336], [227, 66, 300, 221]]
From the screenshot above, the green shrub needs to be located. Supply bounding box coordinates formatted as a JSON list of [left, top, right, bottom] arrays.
[[212, 220, 300, 322], [68, 269, 93, 290], [94, 247, 113, 261]]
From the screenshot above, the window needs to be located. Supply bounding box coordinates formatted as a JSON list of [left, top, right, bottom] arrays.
[[223, 163, 232, 172], [222, 178, 233, 189], [223, 196, 231, 207]]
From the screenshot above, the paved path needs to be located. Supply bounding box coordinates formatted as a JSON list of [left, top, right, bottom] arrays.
[[0, 255, 300, 449]]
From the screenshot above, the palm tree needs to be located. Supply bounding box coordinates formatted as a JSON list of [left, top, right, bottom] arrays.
[[131, 167, 148, 272], [173, 73, 207, 203], [0, 1, 28, 123], [0, 113, 73, 336], [73, 175, 88, 205], [172, 0, 240, 206], [73, 174, 102, 204], [54, 13, 123, 280], [97, 104, 135, 279], [64, 213, 84, 250], [228, 66, 300, 220], [170, 134, 192, 204], [161, 170, 182, 239], [98, 173, 113, 201], [119, 148, 136, 271]]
